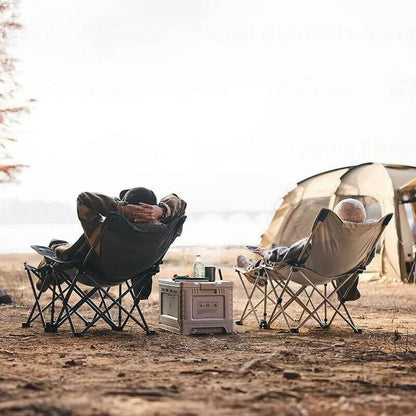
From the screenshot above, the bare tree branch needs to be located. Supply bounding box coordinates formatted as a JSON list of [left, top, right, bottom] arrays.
[[0, 0, 29, 183]]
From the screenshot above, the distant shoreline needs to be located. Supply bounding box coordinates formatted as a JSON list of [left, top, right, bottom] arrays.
[[0, 245, 248, 255]]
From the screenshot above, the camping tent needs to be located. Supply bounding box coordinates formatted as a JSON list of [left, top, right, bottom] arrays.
[[260, 163, 416, 281]]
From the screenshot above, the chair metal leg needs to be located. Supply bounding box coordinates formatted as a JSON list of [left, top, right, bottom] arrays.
[[54, 274, 120, 331], [293, 271, 361, 333], [236, 271, 261, 326], [323, 284, 329, 327], [267, 269, 324, 332], [268, 286, 306, 326], [98, 289, 118, 329], [90, 290, 109, 327], [303, 287, 326, 328], [126, 280, 153, 334], [341, 302, 362, 333], [259, 279, 270, 329], [23, 277, 87, 328], [63, 286, 118, 334], [56, 272, 80, 335], [22, 266, 46, 329], [118, 284, 123, 328], [44, 281, 58, 333], [73, 276, 152, 335]]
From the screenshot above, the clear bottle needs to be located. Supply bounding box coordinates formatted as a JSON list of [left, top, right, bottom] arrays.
[[193, 254, 205, 278]]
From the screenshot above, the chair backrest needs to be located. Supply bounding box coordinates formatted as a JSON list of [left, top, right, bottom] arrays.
[[88, 212, 186, 283], [303, 208, 392, 277]]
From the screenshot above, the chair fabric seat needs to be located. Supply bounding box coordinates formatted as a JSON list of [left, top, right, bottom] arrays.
[[266, 266, 345, 286], [96, 212, 183, 283]]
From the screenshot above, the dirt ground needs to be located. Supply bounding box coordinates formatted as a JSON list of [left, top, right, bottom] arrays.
[[1, 249, 416, 416]]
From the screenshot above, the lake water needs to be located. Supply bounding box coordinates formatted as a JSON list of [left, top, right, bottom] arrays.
[[0, 212, 272, 253]]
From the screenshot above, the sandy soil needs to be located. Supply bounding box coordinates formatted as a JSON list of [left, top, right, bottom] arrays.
[[1, 250, 416, 416]]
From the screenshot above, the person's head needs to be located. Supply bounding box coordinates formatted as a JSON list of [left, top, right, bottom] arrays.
[[334, 198, 366, 223], [119, 187, 157, 205]]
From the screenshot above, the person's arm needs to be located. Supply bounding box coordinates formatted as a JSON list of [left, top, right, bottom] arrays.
[[77, 191, 157, 229], [76, 191, 167, 254], [77, 192, 125, 233], [77, 192, 125, 221], [76, 192, 126, 251], [158, 193, 187, 221], [124, 193, 187, 223]]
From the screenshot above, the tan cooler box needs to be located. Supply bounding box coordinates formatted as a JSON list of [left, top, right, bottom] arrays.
[[158, 279, 234, 335]]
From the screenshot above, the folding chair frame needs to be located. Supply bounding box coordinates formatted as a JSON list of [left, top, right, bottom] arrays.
[[235, 266, 334, 332], [22, 262, 156, 336], [264, 266, 363, 333], [22, 223, 158, 336]]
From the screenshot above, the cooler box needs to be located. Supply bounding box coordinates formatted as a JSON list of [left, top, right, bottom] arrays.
[[158, 279, 234, 335]]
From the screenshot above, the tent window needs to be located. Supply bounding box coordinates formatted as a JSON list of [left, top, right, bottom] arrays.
[[279, 197, 330, 246]]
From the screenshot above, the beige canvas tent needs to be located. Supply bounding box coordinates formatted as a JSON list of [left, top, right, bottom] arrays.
[[260, 163, 416, 281]]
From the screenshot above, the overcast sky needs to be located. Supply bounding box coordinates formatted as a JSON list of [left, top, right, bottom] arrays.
[[4, 0, 416, 212]]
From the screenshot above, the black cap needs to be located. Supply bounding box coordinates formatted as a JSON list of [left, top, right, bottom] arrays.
[[119, 187, 157, 205]]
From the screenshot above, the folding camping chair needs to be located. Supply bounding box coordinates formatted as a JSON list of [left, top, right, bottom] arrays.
[[22, 212, 186, 336], [235, 208, 392, 333]]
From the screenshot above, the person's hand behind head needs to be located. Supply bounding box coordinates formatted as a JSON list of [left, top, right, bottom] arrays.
[[123, 203, 163, 223]]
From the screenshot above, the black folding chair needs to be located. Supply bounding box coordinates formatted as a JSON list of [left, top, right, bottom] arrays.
[[22, 212, 186, 337]]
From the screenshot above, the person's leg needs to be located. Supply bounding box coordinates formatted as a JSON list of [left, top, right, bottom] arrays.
[[36, 239, 79, 292], [35, 192, 106, 291], [237, 255, 255, 270], [53, 235, 87, 261]]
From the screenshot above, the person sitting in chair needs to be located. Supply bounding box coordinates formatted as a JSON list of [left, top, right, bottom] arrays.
[[237, 199, 372, 301], [37, 187, 186, 292]]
